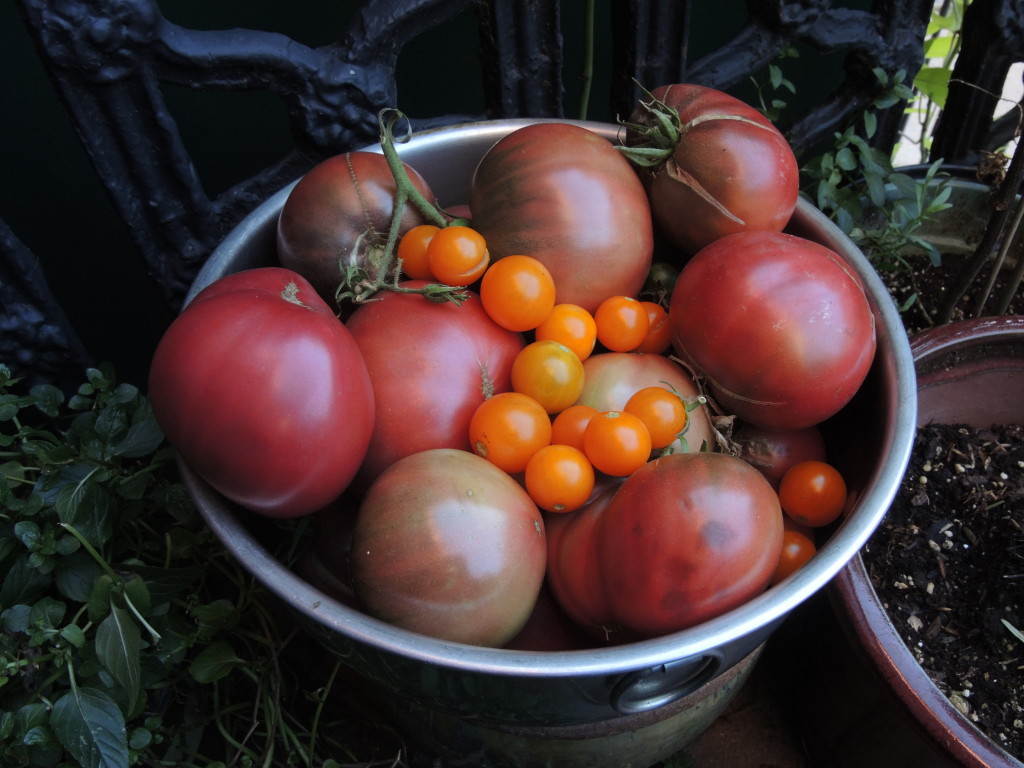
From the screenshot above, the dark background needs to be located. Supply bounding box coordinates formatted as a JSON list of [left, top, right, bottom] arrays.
[[1, 1, 855, 387]]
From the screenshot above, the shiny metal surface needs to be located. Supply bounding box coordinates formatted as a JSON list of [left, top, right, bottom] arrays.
[[183, 119, 918, 725]]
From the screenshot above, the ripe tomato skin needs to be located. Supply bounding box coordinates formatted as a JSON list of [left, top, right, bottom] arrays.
[[575, 352, 714, 454], [778, 460, 848, 527], [345, 282, 525, 485], [149, 267, 375, 518], [469, 391, 552, 474], [635, 301, 672, 354], [398, 224, 441, 279], [771, 528, 817, 585], [626, 84, 799, 255], [480, 255, 557, 332], [582, 411, 652, 477], [535, 303, 597, 361], [544, 485, 620, 633], [525, 444, 595, 513], [670, 231, 876, 430], [734, 422, 827, 489], [351, 449, 547, 647], [277, 152, 436, 302], [470, 122, 654, 313], [551, 404, 599, 452], [426, 225, 490, 286], [594, 295, 650, 352], [624, 386, 688, 449], [511, 340, 585, 414], [596, 452, 784, 635]]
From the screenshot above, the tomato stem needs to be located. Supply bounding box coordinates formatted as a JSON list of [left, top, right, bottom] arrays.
[[378, 109, 448, 228], [333, 110, 470, 307]]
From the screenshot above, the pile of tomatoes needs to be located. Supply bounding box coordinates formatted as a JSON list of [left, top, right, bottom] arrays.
[[148, 84, 877, 650]]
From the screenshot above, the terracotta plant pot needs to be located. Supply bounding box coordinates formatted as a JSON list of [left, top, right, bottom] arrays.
[[798, 315, 1024, 768]]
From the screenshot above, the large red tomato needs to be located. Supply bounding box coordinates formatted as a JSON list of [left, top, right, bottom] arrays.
[[350, 448, 547, 647], [670, 231, 876, 430], [595, 452, 783, 636], [345, 283, 525, 485], [575, 352, 715, 454], [148, 267, 374, 518], [276, 151, 437, 304], [469, 123, 654, 313], [625, 84, 799, 255]]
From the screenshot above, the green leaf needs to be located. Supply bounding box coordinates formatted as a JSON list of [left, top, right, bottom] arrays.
[[29, 384, 64, 418], [1, 604, 31, 633], [188, 640, 245, 683], [61, 623, 87, 648], [0, 554, 51, 607], [50, 686, 129, 768], [110, 416, 163, 459], [914, 66, 951, 107], [96, 603, 143, 714], [56, 480, 114, 548]]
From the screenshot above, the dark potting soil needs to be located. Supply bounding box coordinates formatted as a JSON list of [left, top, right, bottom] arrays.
[[862, 421, 1024, 759], [878, 248, 1023, 334]]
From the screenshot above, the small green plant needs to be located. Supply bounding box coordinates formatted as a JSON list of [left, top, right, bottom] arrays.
[[0, 364, 366, 768], [750, 46, 799, 123], [799, 68, 954, 315]]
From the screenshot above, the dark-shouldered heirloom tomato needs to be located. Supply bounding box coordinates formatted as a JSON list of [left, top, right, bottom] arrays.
[[277, 151, 437, 304], [470, 122, 654, 313], [148, 267, 375, 518], [351, 448, 547, 647], [624, 83, 799, 256]]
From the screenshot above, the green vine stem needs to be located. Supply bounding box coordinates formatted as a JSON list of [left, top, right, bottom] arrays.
[[334, 108, 471, 306]]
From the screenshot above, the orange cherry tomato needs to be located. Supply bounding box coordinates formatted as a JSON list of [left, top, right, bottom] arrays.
[[534, 304, 598, 361], [594, 295, 650, 352], [551, 404, 599, 452], [426, 225, 490, 286], [511, 340, 585, 415], [624, 386, 688, 450], [397, 224, 441, 280], [582, 411, 652, 477], [771, 528, 817, 585], [525, 444, 596, 513], [635, 301, 672, 354], [469, 392, 552, 474], [480, 254, 557, 332], [778, 460, 848, 527]]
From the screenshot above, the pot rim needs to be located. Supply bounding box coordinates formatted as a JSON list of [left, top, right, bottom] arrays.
[[834, 314, 1024, 768], [186, 117, 919, 678]]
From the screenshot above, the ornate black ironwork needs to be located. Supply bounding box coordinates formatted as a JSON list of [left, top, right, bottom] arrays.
[[5, 0, 1024, 388]]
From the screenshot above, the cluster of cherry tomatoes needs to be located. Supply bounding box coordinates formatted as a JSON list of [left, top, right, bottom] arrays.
[[396, 224, 691, 516], [395, 220, 848, 591]]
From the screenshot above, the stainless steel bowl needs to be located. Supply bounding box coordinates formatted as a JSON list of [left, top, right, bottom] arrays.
[[181, 119, 917, 729]]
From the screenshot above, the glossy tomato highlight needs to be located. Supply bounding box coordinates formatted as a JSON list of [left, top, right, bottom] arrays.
[[149, 267, 374, 518]]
